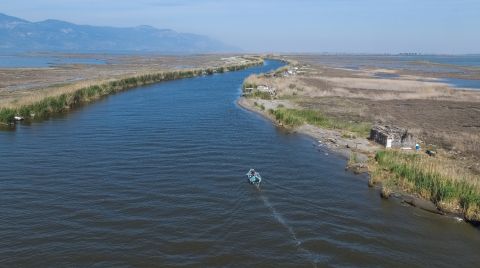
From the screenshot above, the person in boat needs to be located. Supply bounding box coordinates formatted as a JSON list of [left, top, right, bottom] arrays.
[[251, 170, 260, 183]]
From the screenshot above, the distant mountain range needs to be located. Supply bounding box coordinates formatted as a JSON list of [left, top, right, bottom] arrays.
[[0, 13, 237, 53]]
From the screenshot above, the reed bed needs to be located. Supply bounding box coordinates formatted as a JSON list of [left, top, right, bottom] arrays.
[[0, 59, 263, 124], [269, 108, 371, 137], [372, 150, 480, 221]]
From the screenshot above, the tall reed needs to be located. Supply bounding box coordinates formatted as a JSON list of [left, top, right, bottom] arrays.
[[0, 58, 263, 124], [270, 108, 371, 136], [373, 150, 480, 221]]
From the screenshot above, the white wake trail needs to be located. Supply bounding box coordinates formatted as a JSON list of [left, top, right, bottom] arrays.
[[259, 194, 318, 267]]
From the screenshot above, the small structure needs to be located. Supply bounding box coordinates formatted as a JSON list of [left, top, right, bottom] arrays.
[[370, 124, 415, 149], [267, 87, 276, 96], [257, 85, 269, 91], [281, 67, 299, 77], [256, 84, 276, 96]]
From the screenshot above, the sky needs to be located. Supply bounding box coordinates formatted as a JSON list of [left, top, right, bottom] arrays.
[[1, 0, 479, 54]]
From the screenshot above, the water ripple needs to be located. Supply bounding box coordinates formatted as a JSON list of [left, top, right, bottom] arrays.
[[1, 61, 480, 267]]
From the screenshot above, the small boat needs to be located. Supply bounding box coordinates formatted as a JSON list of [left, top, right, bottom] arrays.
[[246, 168, 262, 186], [14, 116, 24, 121]]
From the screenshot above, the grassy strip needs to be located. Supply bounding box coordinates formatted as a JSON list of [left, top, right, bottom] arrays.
[[373, 150, 480, 221], [269, 108, 371, 137], [0, 108, 16, 124], [0, 59, 263, 124], [245, 90, 272, 100]]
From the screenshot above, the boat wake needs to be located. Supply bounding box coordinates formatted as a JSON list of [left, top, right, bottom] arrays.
[[260, 195, 301, 245], [259, 192, 318, 267]]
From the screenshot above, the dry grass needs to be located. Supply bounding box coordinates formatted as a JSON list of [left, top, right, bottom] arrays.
[[246, 55, 480, 222], [3, 79, 105, 109], [371, 150, 480, 221], [0, 54, 262, 108], [246, 58, 480, 172], [0, 57, 263, 123], [244, 70, 480, 103]]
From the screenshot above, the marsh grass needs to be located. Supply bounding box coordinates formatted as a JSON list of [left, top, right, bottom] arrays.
[[0, 108, 15, 124], [373, 150, 480, 221], [348, 152, 359, 165], [248, 90, 271, 100], [270, 108, 371, 136], [0, 59, 263, 124]]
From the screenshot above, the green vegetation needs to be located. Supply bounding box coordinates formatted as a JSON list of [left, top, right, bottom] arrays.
[[205, 68, 214, 75], [242, 80, 271, 99], [253, 102, 265, 111], [0, 58, 263, 124], [269, 108, 371, 136], [274, 67, 288, 76], [0, 108, 15, 124], [248, 90, 271, 100], [373, 150, 480, 221], [349, 152, 359, 165]]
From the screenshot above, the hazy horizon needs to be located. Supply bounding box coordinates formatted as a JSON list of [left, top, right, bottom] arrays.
[[2, 0, 479, 54]]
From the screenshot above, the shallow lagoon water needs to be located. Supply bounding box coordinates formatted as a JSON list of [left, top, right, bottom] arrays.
[[1, 60, 479, 267], [0, 54, 105, 68], [441, 77, 480, 90], [309, 55, 480, 90]]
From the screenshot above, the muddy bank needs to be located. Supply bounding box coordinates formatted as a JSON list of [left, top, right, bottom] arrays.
[[237, 97, 374, 166]]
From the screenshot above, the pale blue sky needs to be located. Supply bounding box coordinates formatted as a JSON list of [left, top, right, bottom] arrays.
[[2, 0, 479, 54]]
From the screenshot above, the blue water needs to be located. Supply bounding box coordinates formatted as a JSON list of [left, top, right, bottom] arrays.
[[306, 55, 479, 73], [306, 55, 480, 90], [0, 54, 105, 68], [413, 55, 480, 68], [374, 72, 401, 79], [1, 60, 479, 267], [441, 77, 480, 90]]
